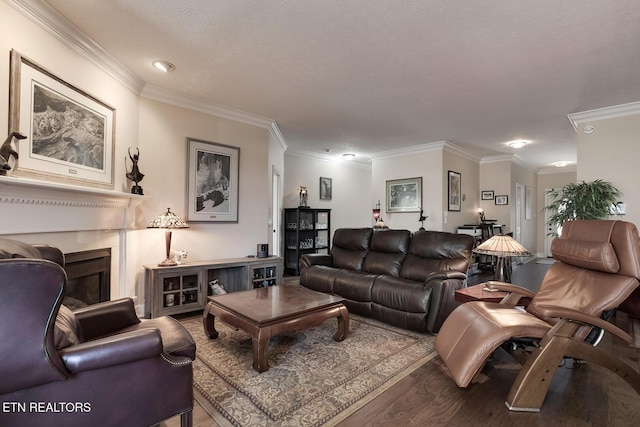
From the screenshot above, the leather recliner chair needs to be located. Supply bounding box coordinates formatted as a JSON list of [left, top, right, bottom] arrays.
[[0, 238, 196, 427], [435, 220, 640, 412]]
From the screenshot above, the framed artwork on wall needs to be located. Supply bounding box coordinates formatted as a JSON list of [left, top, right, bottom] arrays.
[[448, 170, 461, 211], [186, 137, 240, 222], [386, 177, 422, 213], [8, 49, 115, 189], [319, 177, 332, 200], [481, 190, 494, 200], [495, 195, 509, 205]]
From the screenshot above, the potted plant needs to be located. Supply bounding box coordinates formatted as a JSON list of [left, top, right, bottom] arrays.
[[545, 179, 622, 236]]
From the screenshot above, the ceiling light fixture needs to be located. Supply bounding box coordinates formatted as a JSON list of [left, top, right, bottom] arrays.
[[507, 140, 530, 149], [342, 153, 356, 160], [583, 125, 595, 134], [152, 60, 176, 72], [551, 161, 569, 168]]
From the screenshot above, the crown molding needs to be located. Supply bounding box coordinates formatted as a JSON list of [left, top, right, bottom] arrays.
[[141, 85, 287, 148], [6, 0, 144, 94], [285, 149, 372, 170], [369, 141, 447, 160], [480, 154, 540, 174], [537, 164, 577, 175], [568, 101, 640, 131]]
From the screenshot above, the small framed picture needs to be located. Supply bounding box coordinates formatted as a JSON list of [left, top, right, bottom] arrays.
[[319, 177, 332, 200], [481, 190, 494, 200], [495, 195, 509, 205]]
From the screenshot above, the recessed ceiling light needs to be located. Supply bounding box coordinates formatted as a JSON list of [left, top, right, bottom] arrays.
[[342, 153, 356, 160], [507, 139, 530, 149], [551, 161, 569, 168], [152, 60, 176, 72]]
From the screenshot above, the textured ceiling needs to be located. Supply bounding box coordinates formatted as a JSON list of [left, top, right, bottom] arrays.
[[43, 0, 640, 169]]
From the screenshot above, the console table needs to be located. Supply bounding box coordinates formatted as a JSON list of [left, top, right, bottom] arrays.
[[144, 256, 283, 318]]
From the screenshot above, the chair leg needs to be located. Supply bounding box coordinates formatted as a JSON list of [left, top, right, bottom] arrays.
[[180, 409, 193, 427], [505, 336, 566, 412], [506, 335, 640, 412]]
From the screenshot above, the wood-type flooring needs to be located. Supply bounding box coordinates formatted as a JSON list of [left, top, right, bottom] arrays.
[[162, 259, 640, 426]]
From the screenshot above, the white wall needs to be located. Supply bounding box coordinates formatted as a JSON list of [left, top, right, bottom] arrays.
[[0, 3, 281, 312], [443, 149, 480, 233], [576, 111, 640, 227], [137, 98, 272, 265], [371, 149, 443, 232], [284, 154, 372, 230]]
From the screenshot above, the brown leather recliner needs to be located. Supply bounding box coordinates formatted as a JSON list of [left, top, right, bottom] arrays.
[[0, 238, 195, 427], [435, 220, 640, 412]]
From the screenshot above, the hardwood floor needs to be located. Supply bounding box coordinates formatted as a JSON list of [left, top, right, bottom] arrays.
[[163, 260, 640, 426]]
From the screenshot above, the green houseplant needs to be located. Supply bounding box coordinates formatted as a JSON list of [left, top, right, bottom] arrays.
[[545, 179, 622, 236]]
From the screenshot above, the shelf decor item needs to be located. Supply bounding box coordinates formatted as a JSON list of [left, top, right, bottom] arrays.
[[147, 208, 189, 267], [9, 50, 115, 188], [186, 137, 239, 222]]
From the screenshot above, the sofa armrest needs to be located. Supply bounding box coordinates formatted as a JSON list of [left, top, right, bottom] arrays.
[[74, 298, 141, 340], [60, 329, 164, 373], [33, 244, 65, 267], [300, 253, 333, 270], [425, 271, 468, 333]]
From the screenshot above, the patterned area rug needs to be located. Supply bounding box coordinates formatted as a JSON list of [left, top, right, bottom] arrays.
[[180, 314, 437, 426]]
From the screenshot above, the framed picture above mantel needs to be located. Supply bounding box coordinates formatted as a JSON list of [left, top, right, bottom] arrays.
[[8, 50, 115, 189]]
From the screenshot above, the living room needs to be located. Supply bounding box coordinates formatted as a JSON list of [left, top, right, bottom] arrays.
[[2, 2, 640, 424], [2, 0, 639, 310]]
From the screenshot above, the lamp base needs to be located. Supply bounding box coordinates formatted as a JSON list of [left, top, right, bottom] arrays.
[[158, 257, 177, 267]]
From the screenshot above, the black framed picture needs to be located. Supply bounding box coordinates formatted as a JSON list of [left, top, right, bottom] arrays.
[[495, 195, 509, 205], [319, 177, 332, 200], [448, 171, 461, 211], [186, 137, 239, 222], [481, 190, 494, 200]]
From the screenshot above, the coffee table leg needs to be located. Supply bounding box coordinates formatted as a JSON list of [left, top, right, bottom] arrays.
[[333, 304, 349, 341], [252, 328, 271, 373], [202, 302, 219, 339]]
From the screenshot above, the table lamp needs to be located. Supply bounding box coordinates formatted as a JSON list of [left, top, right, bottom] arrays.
[[473, 235, 531, 282], [147, 208, 189, 267]]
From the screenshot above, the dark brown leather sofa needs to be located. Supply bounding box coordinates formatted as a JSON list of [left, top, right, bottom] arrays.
[[299, 228, 474, 333], [0, 238, 195, 427]]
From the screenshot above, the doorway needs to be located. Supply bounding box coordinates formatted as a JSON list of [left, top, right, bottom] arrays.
[[271, 168, 281, 256]]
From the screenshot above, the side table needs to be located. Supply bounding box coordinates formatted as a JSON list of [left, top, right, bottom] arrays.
[[455, 283, 532, 307]]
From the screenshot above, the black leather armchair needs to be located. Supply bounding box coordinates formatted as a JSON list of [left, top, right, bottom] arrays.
[[0, 238, 195, 427]]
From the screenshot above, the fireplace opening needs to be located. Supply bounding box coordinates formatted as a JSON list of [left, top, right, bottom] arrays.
[[63, 248, 111, 310]]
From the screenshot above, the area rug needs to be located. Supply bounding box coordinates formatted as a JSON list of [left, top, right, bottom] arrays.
[[535, 258, 557, 265], [180, 315, 437, 426]]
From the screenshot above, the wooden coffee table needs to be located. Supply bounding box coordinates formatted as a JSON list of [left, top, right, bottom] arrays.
[[202, 285, 349, 372]]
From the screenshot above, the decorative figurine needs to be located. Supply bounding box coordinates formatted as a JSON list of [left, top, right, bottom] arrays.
[[0, 131, 26, 176], [125, 147, 145, 195], [418, 209, 427, 231]]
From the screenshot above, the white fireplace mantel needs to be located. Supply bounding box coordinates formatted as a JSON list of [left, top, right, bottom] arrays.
[[0, 175, 144, 234]]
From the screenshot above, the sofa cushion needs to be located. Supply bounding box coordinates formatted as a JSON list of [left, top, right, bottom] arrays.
[[299, 265, 339, 293], [333, 270, 377, 302], [371, 276, 431, 313], [54, 305, 81, 349], [401, 231, 473, 281], [362, 229, 410, 276], [331, 228, 372, 271]]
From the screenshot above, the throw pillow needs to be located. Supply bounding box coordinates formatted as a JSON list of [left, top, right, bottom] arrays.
[[54, 305, 80, 349]]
